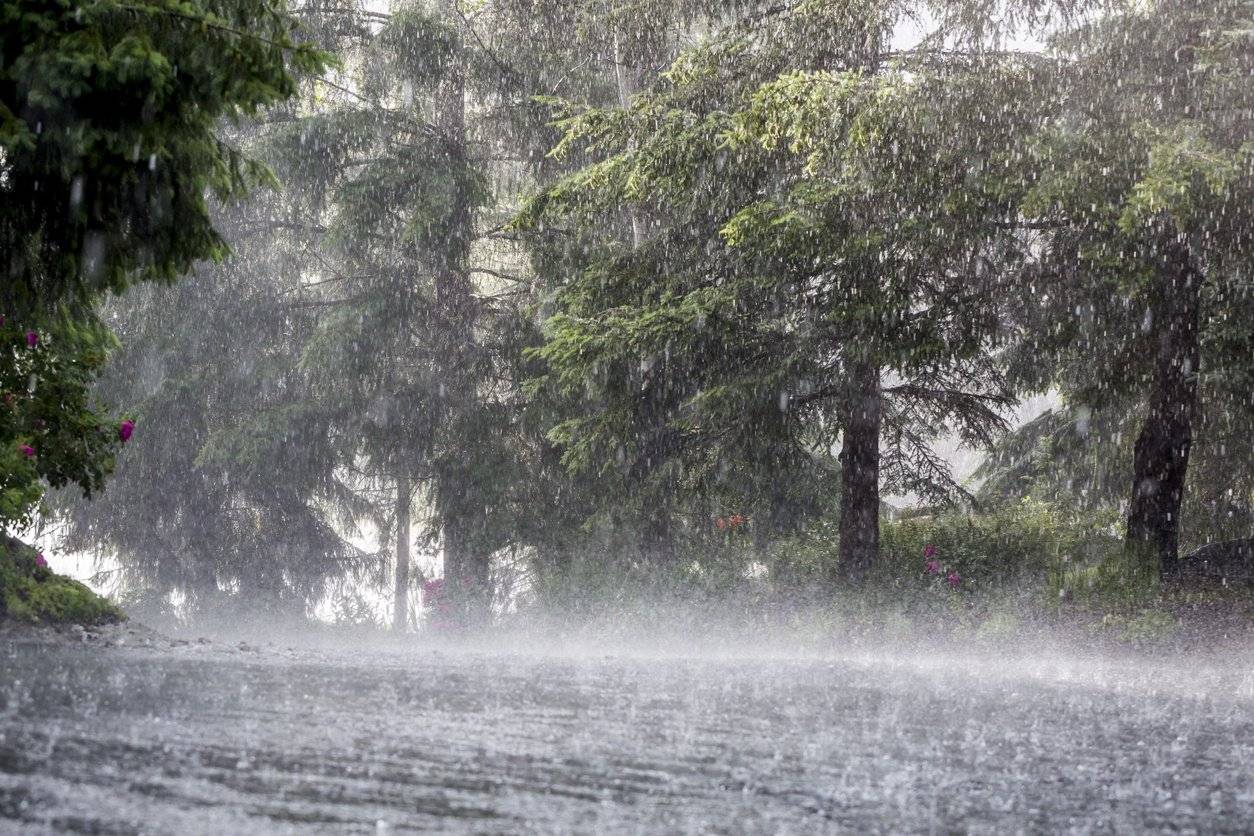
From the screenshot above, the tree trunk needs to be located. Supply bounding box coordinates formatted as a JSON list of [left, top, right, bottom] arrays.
[[435, 0, 471, 308], [433, 1, 491, 626], [392, 473, 411, 632], [640, 512, 675, 565], [1125, 241, 1202, 578], [612, 27, 647, 248], [838, 360, 882, 586], [443, 521, 490, 625]]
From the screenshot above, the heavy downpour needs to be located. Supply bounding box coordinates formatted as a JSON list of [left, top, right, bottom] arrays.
[[1, 0, 1252, 832]]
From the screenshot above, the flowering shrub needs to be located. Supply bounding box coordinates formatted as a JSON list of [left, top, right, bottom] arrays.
[[713, 513, 749, 532], [918, 543, 962, 590], [880, 500, 1122, 589], [770, 499, 1121, 590], [421, 578, 455, 631], [0, 316, 129, 527]]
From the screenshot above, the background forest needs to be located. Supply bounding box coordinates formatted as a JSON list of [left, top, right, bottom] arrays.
[[4, 0, 1252, 634]]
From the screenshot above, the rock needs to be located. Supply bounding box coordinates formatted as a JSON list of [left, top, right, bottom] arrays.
[[1177, 538, 1254, 586]]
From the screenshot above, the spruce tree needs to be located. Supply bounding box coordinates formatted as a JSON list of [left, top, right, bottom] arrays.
[[518, 1, 1048, 584], [1005, 0, 1254, 579]]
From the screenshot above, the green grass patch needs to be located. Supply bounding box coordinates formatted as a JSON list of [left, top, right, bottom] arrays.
[[1, 536, 123, 626]]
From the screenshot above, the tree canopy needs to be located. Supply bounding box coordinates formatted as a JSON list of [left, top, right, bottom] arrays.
[[1, 0, 327, 529]]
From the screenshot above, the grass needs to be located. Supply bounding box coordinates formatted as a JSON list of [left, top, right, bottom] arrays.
[[1, 535, 123, 626]]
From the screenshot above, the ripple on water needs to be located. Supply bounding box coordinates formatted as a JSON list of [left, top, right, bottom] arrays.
[[0, 642, 1251, 833]]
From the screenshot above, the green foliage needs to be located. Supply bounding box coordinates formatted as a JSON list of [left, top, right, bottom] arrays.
[[1, 0, 328, 533], [57, 267, 375, 615], [0, 536, 122, 625], [992, 0, 1254, 580], [52, 0, 662, 614], [976, 404, 1254, 552], [1096, 609, 1180, 643], [1052, 542, 1163, 609], [771, 500, 1123, 592], [0, 0, 330, 317], [516, 0, 1050, 581], [0, 316, 123, 526], [880, 502, 1113, 588], [46, 0, 1254, 619]]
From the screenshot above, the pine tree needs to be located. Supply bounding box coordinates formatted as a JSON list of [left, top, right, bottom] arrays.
[[517, 1, 1049, 584]]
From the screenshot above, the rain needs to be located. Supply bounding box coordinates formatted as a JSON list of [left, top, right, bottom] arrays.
[[1, 0, 1252, 832]]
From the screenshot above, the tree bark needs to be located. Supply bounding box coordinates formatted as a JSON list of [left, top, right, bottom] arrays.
[[1125, 241, 1202, 578], [838, 360, 882, 586], [392, 473, 411, 632]]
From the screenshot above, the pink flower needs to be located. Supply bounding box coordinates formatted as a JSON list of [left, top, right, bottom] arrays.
[[118, 419, 135, 443], [25, 330, 37, 348], [923, 544, 937, 558], [715, 517, 727, 530], [35, 552, 47, 568], [19, 444, 35, 458], [946, 571, 961, 589], [925, 559, 940, 575]]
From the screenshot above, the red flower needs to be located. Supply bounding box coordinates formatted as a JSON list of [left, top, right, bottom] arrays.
[[715, 517, 727, 530]]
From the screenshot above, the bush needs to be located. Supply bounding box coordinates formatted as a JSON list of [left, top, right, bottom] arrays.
[[770, 499, 1123, 595], [879, 500, 1122, 589], [0, 535, 123, 626]]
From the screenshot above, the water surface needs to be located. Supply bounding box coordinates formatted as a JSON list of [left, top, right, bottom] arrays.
[[1, 638, 1251, 833]]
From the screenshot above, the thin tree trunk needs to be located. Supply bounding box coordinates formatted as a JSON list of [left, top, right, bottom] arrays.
[[838, 360, 882, 586], [1125, 241, 1202, 578], [612, 27, 645, 248], [434, 0, 491, 626], [436, 0, 470, 304], [641, 512, 675, 564], [392, 473, 411, 632], [444, 521, 490, 624]]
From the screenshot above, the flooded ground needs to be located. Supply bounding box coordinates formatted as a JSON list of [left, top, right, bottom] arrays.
[[1, 634, 1252, 834]]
